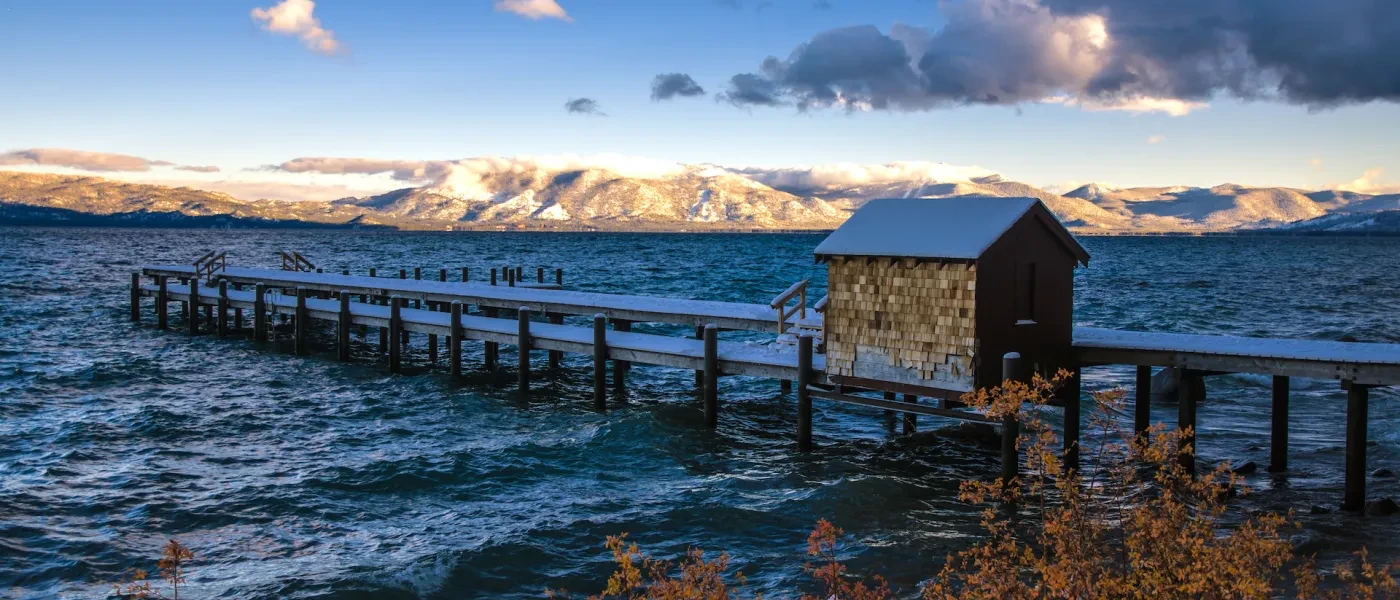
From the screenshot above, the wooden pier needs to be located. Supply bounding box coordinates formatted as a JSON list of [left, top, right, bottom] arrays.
[[131, 262, 1400, 511]]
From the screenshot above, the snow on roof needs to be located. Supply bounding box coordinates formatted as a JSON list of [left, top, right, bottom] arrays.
[[814, 196, 1042, 260]]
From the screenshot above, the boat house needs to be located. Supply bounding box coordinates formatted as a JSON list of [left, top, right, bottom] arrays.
[[814, 197, 1090, 396]]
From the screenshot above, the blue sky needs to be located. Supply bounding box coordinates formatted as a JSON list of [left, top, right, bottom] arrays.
[[1, 0, 1397, 198]]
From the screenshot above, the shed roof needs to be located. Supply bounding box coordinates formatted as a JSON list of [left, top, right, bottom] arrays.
[[814, 196, 1089, 265]]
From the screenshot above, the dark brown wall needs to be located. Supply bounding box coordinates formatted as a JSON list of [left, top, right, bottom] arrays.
[[973, 205, 1079, 390]]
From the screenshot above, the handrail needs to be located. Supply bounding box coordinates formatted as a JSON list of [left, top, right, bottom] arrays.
[[193, 250, 227, 281], [278, 251, 317, 272], [770, 279, 808, 331], [813, 294, 828, 313]]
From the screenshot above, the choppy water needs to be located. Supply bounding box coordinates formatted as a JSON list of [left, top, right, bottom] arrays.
[[2, 228, 1398, 598]]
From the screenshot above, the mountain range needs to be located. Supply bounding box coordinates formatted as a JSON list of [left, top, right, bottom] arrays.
[[2, 167, 1398, 234]]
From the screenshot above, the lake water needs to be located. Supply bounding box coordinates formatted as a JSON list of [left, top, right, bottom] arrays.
[[2, 228, 1398, 598]]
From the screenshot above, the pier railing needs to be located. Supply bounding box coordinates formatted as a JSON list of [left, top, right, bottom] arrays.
[[279, 251, 316, 272], [193, 250, 227, 281], [770, 279, 808, 332]]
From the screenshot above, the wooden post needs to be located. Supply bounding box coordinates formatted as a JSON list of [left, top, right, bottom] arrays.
[[797, 334, 813, 452], [780, 379, 792, 393], [217, 279, 229, 337], [508, 268, 515, 287], [1269, 376, 1289, 472], [337, 292, 351, 362], [517, 307, 531, 395], [413, 268, 421, 309], [156, 276, 168, 329], [294, 288, 308, 355], [461, 267, 469, 282], [484, 307, 498, 370], [1178, 370, 1202, 476], [233, 282, 243, 332], [253, 282, 266, 341], [490, 268, 497, 286], [555, 268, 563, 286], [1064, 364, 1081, 472], [450, 302, 463, 378], [547, 313, 563, 369], [704, 324, 718, 429], [883, 391, 896, 427], [1344, 382, 1369, 511], [440, 268, 447, 282], [613, 319, 631, 389], [1002, 353, 1023, 483], [537, 267, 544, 283], [1134, 365, 1152, 436], [399, 268, 406, 280], [188, 278, 201, 334], [694, 324, 705, 390], [130, 272, 141, 322], [515, 266, 522, 282], [377, 295, 388, 353], [593, 314, 607, 411], [903, 394, 917, 435], [389, 296, 402, 373]]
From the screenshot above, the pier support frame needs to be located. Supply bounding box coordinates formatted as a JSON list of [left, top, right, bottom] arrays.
[[518, 307, 531, 396], [613, 319, 631, 389], [253, 283, 266, 341], [1344, 381, 1372, 512], [450, 302, 463, 378], [337, 292, 351, 362], [704, 324, 718, 429], [1003, 353, 1023, 483], [593, 314, 607, 411], [694, 325, 705, 391], [156, 276, 169, 329], [130, 272, 141, 322], [294, 288, 309, 355], [217, 280, 229, 337], [1134, 365, 1152, 436], [1270, 376, 1289, 472], [388, 297, 403, 373], [547, 313, 563, 370], [797, 335, 813, 452], [188, 279, 200, 335], [1178, 370, 1204, 476], [484, 307, 499, 370], [903, 394, 917, 435]]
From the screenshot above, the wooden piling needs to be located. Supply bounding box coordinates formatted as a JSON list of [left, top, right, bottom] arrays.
[[337, 292, 351, 362], [461, 267, 469, 282], [188, 278, 201, 334], [130, 272, 141, 322], [1267, 375, 1290, 472], [439, 268, 447, 282], [797, 334, 813, 452], [555, 268, 563, 286], [484, 307, 499, 370], [413, 268, 421, 309], [903, 394, 917, 435], [537, 267, 544, 283], [1064, 364, 1080, 472], [377, 295, 388, 353], [1178, 370, 1202, 475], [156, 276, 168, 329], [294, 288, 309, 355], [547, 313, 563, 369], [217, 279, 229, 337], [780, 379, 792, 393], [613, 319, 631, 389], [883, 391, 896, 425], [704, 324, 718, 429], [450, 301, 463, 378], [593, 314, 607, 411], [253, 282, 266, 341], [232, 282, 243, 332], [1134, 365, 1152, 436], [694, 325, 705, 390], [389, 296, 402, 373], [1002, 353, 1022, 483], [1344, 382, 1369, 511], [518, 307, 531, 395], [508, 269, 515, 287], [490, 268, 497, 286], [515, 267, 522, 282]]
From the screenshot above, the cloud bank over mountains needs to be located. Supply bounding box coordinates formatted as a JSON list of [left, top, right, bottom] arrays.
[[717, 0, 1400, 115]]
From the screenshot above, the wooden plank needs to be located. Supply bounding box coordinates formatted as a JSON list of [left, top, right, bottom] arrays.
[[1074, 346, 1400, 387], [807, 388, 996, 422]]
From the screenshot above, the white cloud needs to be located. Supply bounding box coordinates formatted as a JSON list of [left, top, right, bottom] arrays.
[[1147, 135, 1166, 145], [494, 0, 572, 21], [251, 0, 344, 56], [1335, 168, 1400, 195], [728, 161, 998, 190], [1045, 96, 1207, 117], [0, 148, 162, 171]]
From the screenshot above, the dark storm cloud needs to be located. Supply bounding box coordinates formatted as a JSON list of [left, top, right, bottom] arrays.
[[650, 73, 707, 101], [564, 97, 606, 116], [720, 0, 1400, 112]]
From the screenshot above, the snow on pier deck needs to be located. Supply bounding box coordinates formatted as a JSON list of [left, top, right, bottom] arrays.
[[141, 282, 822, 380], [1074, 327, 1400, 386], [142, 266, 796, 333]]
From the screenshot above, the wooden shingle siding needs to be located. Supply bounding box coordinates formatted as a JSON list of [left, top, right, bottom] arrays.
[[825, 257, 977, 390]]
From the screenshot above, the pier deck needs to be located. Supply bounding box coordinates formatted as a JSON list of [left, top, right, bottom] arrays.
[[142, 266, 799, 333]]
